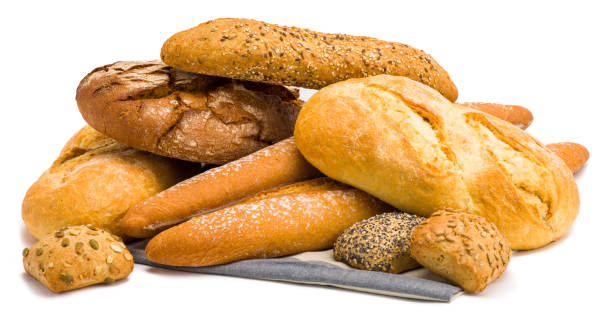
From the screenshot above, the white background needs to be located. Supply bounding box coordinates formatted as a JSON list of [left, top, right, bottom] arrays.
[[2, 0, 610, 329]]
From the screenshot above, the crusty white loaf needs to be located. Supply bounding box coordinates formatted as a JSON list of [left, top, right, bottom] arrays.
[[294, 75, 579, 250]]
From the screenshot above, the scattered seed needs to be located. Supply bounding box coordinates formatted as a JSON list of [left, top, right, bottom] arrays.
[[75, 242, 84, 255], [94, 265, 103, 276], [124, 253, 132, 261], [48, 262, 54, 269], [59, 274, 74, 284], [106, 256, 113, 264], [69, 229, 81, 236], [89, 239, 99, 250], [35, 248, 43, 256], [22, 248, 29, 257], [104, 277, 114, 284], [61, 238, 70, 247], [54, 231, 64, 238], [110, 243, 122, 253]]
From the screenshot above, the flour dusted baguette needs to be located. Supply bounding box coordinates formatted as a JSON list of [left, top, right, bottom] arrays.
[[121, 138, 320, 238], [294, 75, 579, 250], [145, 178, 391, 266], [546, 142, 589, 173], [161, 18, 458, 101]]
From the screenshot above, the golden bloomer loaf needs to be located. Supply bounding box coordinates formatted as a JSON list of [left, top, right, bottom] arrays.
[[23, 225, 134, 292], [22, 126, 198, 239], [410, 210, 511, 292], [294, 75, 579, 250], [76, 60, 301, 164], [161, 18, 458, 101]]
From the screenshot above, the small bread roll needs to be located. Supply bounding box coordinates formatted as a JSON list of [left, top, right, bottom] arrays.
[[23, 225, 134, 293], [410, 210, 511, 292], [333, 212, 425, 273]]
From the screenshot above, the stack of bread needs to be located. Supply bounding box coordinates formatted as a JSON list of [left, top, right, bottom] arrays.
[[22, 18, 588, 294]]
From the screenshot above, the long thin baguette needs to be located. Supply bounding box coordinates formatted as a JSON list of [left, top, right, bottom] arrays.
[[120, 137, 321, 238], [145, 178, 392, 267], [546, 142, 589, 173], [459, 102, 533, 129]]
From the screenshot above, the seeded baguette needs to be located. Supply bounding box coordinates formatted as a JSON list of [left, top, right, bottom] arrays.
[[145, 178, 391, 267], [121, 137, 321, 238], [410, 210, 511, 292], [161, 18, 458, 101], [23, 225, 134, 293]]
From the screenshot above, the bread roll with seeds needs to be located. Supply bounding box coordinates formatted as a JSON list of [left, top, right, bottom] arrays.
[[22, 225, 134, 293], [161, 18, 458, 101], [76, 60, 302, 164], [145, 178, 391, 267], [294, 75, 579, 250], [22, 126, 199, 239], [410, 210, 511, 293], [334, 212, 426, 273], [121, 137, 321, 238]]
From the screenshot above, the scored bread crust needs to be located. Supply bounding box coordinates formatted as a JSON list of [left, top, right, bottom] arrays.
[[145, 178, 391, 267], [160, 18, 458, 101], [294, 75, 579, 250], [22, 126, 198, 239], [76, 60, 302, 164]]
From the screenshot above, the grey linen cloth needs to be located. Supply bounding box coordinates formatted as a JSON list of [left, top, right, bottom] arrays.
[[128, 240, 462, 302]]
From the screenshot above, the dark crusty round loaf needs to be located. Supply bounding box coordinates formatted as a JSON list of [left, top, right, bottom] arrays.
[[410, 209, 511, 292], [76, 60, 302, 164], [161, 18, 458, 101], [333, 212, 426, 273]]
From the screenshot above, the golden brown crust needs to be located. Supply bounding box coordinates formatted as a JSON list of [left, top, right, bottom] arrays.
[[22, 126, 198, 239], [546, 142, 589, 173], [459, 102, 534, 129], [121, 137, 321, 238], [22, 225, 134, 293], [161, 18, 458, 101], [145, 178, 392, 266], [410, 210, 511, 292], [333, 212, 425, 273], [294, 75, 579, 250], [76, 60, 301, 164]]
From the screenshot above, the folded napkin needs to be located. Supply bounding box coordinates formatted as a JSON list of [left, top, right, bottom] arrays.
[[128, 240, 462, 302]]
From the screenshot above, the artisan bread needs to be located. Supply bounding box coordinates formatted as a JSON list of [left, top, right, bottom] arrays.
[[121, 137, 321, 238], [145, 178, 391, 266], [23, 225, 133, 292], [76, 60, 301, 164], [546, 142, 589, 173], [294, 75, 579, 250], [410, 210, 511, 292], [161, 18, 458, 101], [460, 102, 533, 129], [22, 126, 198, 239], [334, 212, 425, 273]]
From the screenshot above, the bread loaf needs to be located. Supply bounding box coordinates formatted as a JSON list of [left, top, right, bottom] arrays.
[[121, 137, 321, 238], [22, 126, 198, 239], [145, 178, 391, 266], [410, 210, 511, 292], [294, 75, 579, 250], [161, 18, 458, 101], [546, 142, 589, 173], [460, 102, 533, 129], [23, 225, 134, 292], [76, 60, 301, 164]]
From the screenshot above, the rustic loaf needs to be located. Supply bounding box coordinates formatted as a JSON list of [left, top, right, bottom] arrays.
[[76, 60, 301, 164], [294, 75, 579, 250]]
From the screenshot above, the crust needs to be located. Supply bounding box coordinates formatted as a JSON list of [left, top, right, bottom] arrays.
[[161, 18, 458, 101], [76, 60, 301, 164]]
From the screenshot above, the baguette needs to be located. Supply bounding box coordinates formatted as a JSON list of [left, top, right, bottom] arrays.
[[546, 142, 589, 173], [161, 18, 458, 101], [145, 178, 391, 267], [459, 102, 533, 129], [294, 75, 579, 250], [121, 137, 321, 238]]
